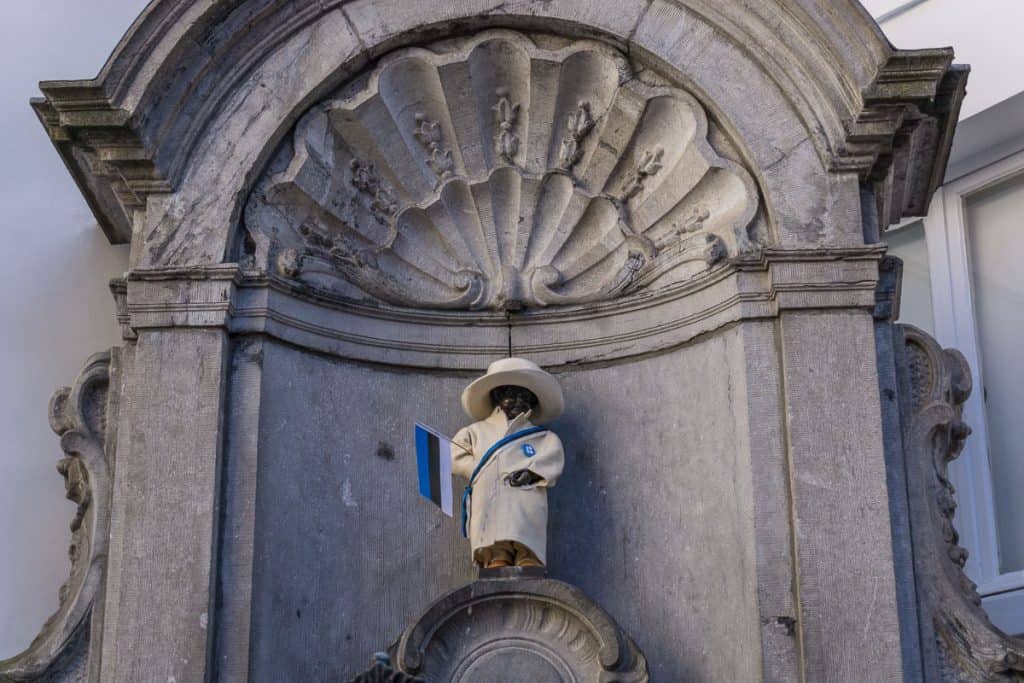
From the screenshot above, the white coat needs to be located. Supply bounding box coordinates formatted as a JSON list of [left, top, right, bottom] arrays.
[[451, 407, 564, 565]]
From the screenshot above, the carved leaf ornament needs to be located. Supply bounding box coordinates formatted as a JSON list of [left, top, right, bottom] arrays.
[[898, 326, 1024, 680], [0, 352, 116, 681], [246, 31, 759, 310]]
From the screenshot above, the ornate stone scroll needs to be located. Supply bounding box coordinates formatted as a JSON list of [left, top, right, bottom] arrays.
[[896, 326, 1024, 681], [244, 30, 760, 311], [382, 573, 648, 682], [0, 351, 119, 682]]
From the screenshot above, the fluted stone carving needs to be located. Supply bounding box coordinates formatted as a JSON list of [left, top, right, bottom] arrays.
[[387, 574, 648, 683], [0, 351, 119, 682], [896, 326, 1024, 681], [244, 30, 759, 311]]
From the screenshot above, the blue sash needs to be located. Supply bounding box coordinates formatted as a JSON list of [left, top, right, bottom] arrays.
[[461, 425, 548, 538]]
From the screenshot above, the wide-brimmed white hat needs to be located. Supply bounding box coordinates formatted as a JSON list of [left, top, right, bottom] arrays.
[[461, 357, 564, 423]]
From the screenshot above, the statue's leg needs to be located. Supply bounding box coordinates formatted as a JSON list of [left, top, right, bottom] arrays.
[[512, 542, 543, 568], [475, 542, 515, 568]]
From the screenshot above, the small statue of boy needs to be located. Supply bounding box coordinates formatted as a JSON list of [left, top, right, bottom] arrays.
[[452, 358, 565, 569]]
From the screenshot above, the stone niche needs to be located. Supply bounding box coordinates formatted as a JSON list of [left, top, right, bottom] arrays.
[[237, 32, 770, 680], [246, 332, 763, 681], [11, 1, 1006, 682]]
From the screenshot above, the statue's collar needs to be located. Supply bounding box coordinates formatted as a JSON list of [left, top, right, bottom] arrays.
[[486, 406, 534, 432]]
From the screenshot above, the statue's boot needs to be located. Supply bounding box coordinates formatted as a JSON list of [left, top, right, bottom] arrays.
[[515, 557, 543, 568], [485, 559, 513, 569]]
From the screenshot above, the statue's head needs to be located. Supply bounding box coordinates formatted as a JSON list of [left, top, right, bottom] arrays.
[[489, 385, 539, 420], [462, 357, 564, 423]]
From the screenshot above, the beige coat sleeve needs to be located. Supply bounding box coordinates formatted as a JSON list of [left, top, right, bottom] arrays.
[[500, 431, 564, 487], [450, 426, 476, 480]]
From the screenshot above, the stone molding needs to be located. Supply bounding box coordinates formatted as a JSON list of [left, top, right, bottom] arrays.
[[843, 54, 969, 228], [31, 88, 170, 244], [30, 0, 966, 254], [873, 254, 904, 321], [895, 326, 1024, 681], [390, 575, 647, 681], [244, 30, 760, 311], [0, 351, 120, 682], [112, 246, 885, 368]]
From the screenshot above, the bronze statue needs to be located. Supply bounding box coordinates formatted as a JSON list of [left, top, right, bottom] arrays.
[[452, 358, 565, 569]]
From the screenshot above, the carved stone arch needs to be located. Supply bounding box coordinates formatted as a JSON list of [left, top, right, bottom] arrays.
[[29, 1, 963, 369], [33, 0, 963, 268]]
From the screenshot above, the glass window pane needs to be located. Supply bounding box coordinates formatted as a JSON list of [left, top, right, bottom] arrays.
[[966, 172, 1024, 574], [886, 221, 935, 335]]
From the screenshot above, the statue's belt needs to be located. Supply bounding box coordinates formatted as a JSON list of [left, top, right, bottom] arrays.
[[461, 426, 549, 538]]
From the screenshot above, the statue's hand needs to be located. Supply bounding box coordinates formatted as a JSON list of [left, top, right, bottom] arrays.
[[508, 469, 543, 487]]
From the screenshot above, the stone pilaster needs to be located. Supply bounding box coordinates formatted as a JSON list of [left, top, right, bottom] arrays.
[[100, 329, 229, 682]]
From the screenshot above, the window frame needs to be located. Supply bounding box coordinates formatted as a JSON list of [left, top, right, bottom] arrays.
[[917, 147, 1024, 634]]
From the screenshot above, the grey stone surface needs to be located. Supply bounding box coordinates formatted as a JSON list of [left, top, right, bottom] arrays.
[[98, 330, 229, 683], [874, 293, 927, 683], [212, 337, 265, 681], [735, 322, 802, 682], [246, 344, 476, 682], [779, 309, 904, 681], [33, 1, 963, 261], [116, 248, 887, 370]]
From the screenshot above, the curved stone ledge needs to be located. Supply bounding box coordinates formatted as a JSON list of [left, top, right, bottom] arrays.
[[116, 246, 884, 369]]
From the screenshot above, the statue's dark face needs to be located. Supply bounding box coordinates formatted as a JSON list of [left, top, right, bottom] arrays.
[[490, 385, 539, 420]]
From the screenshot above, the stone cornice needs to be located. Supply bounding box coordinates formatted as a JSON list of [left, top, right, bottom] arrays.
[[834, 51, 968, 226], [116, 247, 886, 368], [31, 88, 169, 244]]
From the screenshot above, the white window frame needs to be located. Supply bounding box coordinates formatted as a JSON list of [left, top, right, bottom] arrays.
[[919, 147, 1024, 633]]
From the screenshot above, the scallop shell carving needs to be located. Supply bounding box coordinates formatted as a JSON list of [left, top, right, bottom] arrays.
[[245, 31, 761, 310]]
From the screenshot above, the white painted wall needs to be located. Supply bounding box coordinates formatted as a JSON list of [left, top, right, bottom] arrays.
[[0, 0, 147, 659], [965, 174, 1024, 575]]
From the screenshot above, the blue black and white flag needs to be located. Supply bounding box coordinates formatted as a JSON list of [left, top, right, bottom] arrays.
[[415, 423, 453, 516]]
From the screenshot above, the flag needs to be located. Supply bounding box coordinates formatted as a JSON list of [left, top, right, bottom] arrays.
[[415, 423, 453, 516]]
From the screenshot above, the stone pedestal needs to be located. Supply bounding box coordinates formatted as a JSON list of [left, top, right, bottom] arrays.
[[385, 569, 647, 682]]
